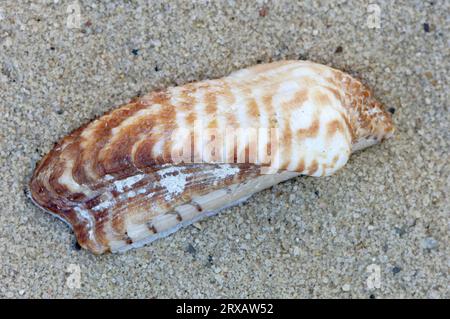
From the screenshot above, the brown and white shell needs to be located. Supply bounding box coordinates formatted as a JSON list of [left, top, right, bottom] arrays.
[[29, 60, 394, 254]]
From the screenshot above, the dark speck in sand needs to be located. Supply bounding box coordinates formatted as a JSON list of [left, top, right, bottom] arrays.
[[186, 244, 196, 255], [74, 242, 82, 251], [392, 266, 402, 274]]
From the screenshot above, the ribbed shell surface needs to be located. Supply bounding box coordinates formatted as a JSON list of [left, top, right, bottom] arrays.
[[29, 60, 394, 254]]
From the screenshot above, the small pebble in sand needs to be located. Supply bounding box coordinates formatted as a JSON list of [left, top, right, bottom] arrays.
[[193, 222, 203, 230], [392, 266, 402, 274], [421, 237, 438, 250], [289, 193, 296, 202], [342, 284, 351, 292], [259, 7, 268, 17]]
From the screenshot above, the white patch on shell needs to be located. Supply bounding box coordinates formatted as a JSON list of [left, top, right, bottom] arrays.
[[113, 174, 145, 193], [212, 164, 240, 180], [137, 188, 147, 195], [366, 108, 382, 116], [157, 166, 188, 200], [126, 190, 136, 198], [92, 199, 115, 212]]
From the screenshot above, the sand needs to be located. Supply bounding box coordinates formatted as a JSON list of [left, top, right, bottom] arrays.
[[0, 0, 448, 298]]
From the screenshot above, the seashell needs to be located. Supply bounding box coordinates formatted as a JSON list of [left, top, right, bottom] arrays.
[[29, 60, 394, 254]]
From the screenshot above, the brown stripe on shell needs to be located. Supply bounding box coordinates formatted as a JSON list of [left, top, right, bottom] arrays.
[[307, 160, 319, 175], [177, 83, 198, 112], [326, 120, 346, 140], [132, 133, 162, 169], [220, 81, 238, 128], [296, 158, 306, 173], [296, 116, 320, 139], [279, 89, 309, 170], [73, 99, 152, 187], [98, 91, 176, 175], [204, 86, 218, 121]]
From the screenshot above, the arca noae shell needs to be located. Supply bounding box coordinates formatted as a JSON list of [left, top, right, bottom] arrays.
[[29, 60, 394, 254]]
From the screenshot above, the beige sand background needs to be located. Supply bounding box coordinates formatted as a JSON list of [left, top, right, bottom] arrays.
[[0, 0, 448, 298]]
